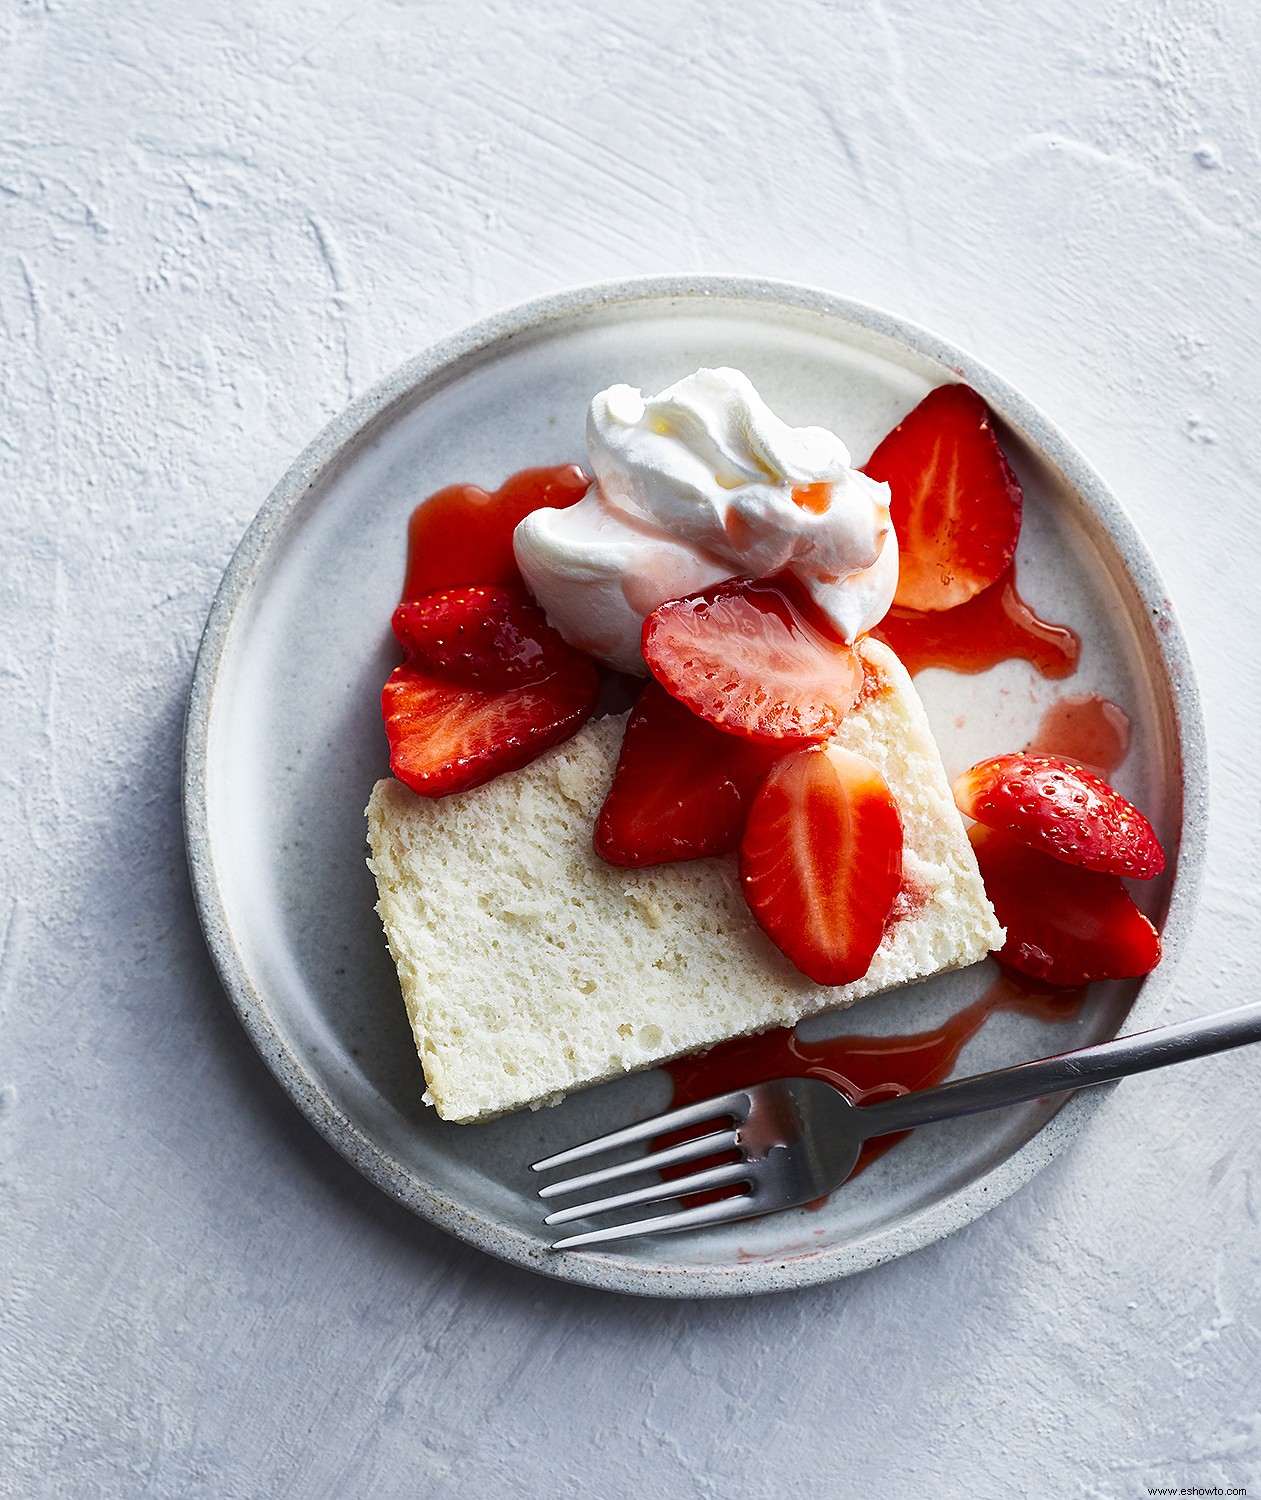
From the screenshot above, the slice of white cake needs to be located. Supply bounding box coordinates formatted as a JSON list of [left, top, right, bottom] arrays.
[[366, 638, 1003, 1123]]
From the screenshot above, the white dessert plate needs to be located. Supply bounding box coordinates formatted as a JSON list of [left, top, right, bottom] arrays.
[[184, 277, 1205, 1297]]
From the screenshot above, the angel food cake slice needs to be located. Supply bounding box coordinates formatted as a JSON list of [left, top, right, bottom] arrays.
[[368, 638, 1002, 1123]]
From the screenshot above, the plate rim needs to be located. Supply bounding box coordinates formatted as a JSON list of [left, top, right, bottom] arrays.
[[183, 273, 1208, 1298]]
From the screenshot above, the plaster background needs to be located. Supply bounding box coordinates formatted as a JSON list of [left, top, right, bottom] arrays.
[[2, 1, 1259, 1496]]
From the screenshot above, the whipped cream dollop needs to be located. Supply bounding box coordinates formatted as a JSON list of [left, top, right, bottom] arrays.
[[513, 367, 897, 673]]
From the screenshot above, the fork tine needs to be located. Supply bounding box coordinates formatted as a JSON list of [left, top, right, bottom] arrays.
[[551, 1192, 755, 1249], [531, 1089, 752, 1173], [537, 1128, 739, 1199], [543, 1161, 750, 1226]]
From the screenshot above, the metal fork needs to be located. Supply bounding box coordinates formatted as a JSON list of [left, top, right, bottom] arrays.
[[532, 997, 1261, 1249]]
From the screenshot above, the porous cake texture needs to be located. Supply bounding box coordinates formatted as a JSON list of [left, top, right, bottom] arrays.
[[366, 639, 1003, 1123]]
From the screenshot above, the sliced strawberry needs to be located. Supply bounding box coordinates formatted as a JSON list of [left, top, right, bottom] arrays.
[[383, 672, 596, 797], [969, 824, 1161, 986], [863, 384, 1022, 612], [954, 753, 1165, 879], [739, 746, 903, 986], [393, 586, 558, 690], [383, 584, 599, 797], [641, 575, 865, 744], [594, 681, 781, 866], [402, 464, 589, 600]]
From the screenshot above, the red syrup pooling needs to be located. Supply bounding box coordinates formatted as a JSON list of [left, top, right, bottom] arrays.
[[401, 464, 589, 601], [872, 561, 1080, 678], [657, 969, 1089, 1206], [1025, 692, 1132, 776]]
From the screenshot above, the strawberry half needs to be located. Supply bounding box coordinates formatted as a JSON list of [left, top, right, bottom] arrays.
[[393, 586, 557, 691], [739, 745, 903, 986], [641, 575, 865, 744], [383, 585, 599, 797], [863, 384, 1022, 612], [954, 753, 1165, 879], [594, 681, 780, 867], [969, 824, 1161, 986]]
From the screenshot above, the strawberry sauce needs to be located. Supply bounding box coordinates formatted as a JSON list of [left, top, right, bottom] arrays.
[[872, 562, 1080, 678], [660, 969, 1088, 1200], [402, 464, 589, 601], [1025, 692, 1132, 775]]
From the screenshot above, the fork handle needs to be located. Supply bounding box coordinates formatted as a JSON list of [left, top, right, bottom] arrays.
[[853, 996, 1261, 1140]]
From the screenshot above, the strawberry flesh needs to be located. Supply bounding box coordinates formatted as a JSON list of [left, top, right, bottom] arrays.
[[739, 745, 903, 986], [954, 752, 1165, 879], [383, 585, 599, 798], [594, 681, 781, 867], [641, 574, 865, 744], [969, 824, 1161, 986], [863, 384, 1022, 612]]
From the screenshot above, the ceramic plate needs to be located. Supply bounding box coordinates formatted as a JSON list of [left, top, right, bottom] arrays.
[[184, 277, 1205, 1297]]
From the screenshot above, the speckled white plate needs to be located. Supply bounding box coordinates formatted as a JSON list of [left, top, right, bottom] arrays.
[[184, 277, 1205, 1297]]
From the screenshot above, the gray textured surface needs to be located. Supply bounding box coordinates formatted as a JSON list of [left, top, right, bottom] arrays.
[[3, 1, 1260, 1495]]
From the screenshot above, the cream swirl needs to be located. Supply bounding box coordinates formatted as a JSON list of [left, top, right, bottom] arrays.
[[513, 368, 897, 674]]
